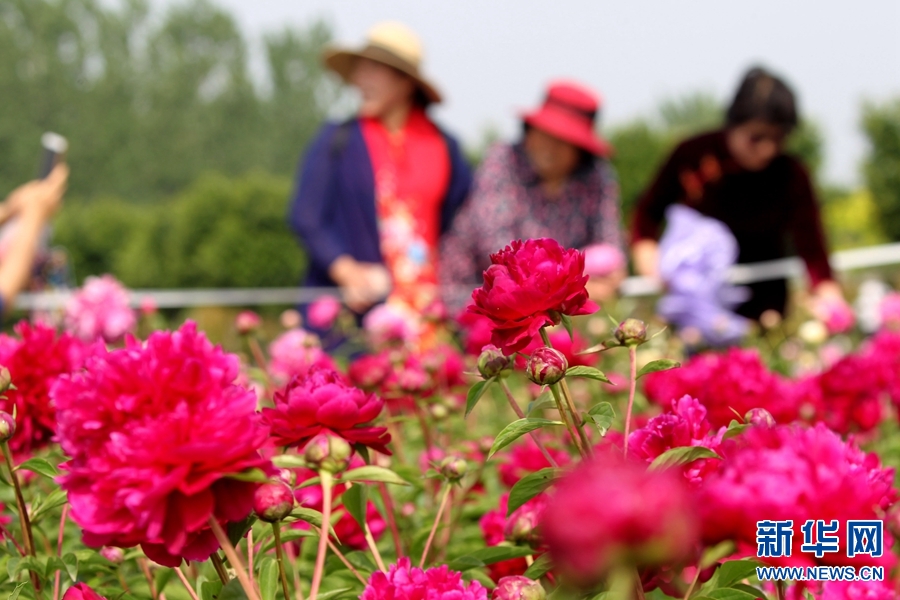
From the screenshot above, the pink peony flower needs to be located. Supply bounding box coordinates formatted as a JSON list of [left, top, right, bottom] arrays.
[[263, 368, 391, 455], [457, 309, 495, 356], [0, 321, 100, 457], [492, 576, 545, 600], [815, 297, 855, 335], [64, 275, 136, 343], [53, 322, 271, 567], [469, 239, 599, 354], [363, 304, 416, 350], [791, 355, 884, 434], [480, 494, 531, 581], [696, 423, 896, 569], [235, 310, 262, 335], [879, 292, 900, 330], [821, 580, 898, 600], [541, 455, 699, 588], [307, 296, 342, 330], [267, 328, 336, 386], [628, 395, 724, 485], [360, 557, 488, 600], [63, 583, 107, 600], [498, 440, 571, 488], [582, 243, 626, 277]]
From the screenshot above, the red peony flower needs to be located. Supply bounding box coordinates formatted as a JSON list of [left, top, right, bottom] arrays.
[[541, 455, 699, 589], [0, 321, 100, 457], [457, 310, 496, 356], [53, 322, 271, 567], [697, 423, 896, 569], [263, 368, 391, 455], [469, 239, 599, 354], [361, 557, 488, 600], [498, 439, 571, 489], [63, 583, 107, 600], [347, 352, 393, 391]]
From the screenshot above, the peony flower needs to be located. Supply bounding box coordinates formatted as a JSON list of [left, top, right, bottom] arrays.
[[53, 322, 271, 567], [498, 440, 571, 489], [347, 352, 393, 391], [307, 296, 342, 330], [362, 303, 416, 350], [360, 557, 488, 600], [263, 368, 391, 455], [879, 293, 900, 331], [63, 583, 107, 600], [63, 275, 137, 343], [516, 328, 598, 369], [235, 310, 262, 335], [791, 355, 884, 435], [821, 580, 898, 600], [582, 243, 625, 277], [457, 309, 496, 356], [469, 239, 599, 354], [696, 423, 896, 569], [0, 321, 100, 457], [267, 328, 336, 386], [480, 494, 531, 581], [541, 455, 699, 589]]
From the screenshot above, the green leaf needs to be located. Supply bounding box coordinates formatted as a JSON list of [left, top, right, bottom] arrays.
[[706, 589, 759, 600], [699, 540, 737, 570], [560, 314, 574, 341], [636, 359, 681, 379], [227, 515, 256, 547], [289, 507, 327, 529], [15, 458, 58, 479], [585, 402, 615, 436], [271, 454, 308, 469], [200, 580, 224, 600], [649, 446, 721, 471], [507, 468, 560, 516], [465, 377, 494, 417], [723, 423, 750, 440], [219, 578, 250, 600], [523, 553, 553, 579], [564, 366, 611, 384], [488, 419, 564, 460], [258, 557, 278, 600], [30, 487, 68, 523], [260, 529, 316, 553], [341, 483, 369, 530], [338, 466, 410, 486], [8, 582, 26, 600], [316, 589, 352, 600], [731, 583, 766, 596], [225, 468, 270, 483], [716, 559, 762, 587], [526, 389, 556, 415], [62, 552, 78, 582], [446, 546, 535, 570]]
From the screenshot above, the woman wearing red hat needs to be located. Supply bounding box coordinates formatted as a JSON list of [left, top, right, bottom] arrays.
[[439, 80, 625, 314]]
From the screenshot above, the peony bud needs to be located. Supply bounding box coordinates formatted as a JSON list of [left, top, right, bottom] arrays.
[[0, 411, 15, 443], [525, 347, 567, 386], [0, 367, 11, 394], [477, 345, 512, 379], [253, 481, 295, 523], [276, 468, 297, 487], [745, 408, 776, 428], [615, 318, 647, 346], [438, 456, 467, 482], [504, 504, 542, 548], [493, 576, 546, 600], [280, 309, 302, 330], [100, 546, 124, 564], [235, 310, 262, 335], [429, 403, 449, 421], [304, 433, 352, 473]]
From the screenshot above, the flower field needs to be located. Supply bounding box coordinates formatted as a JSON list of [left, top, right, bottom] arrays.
[[0, 240, 898, 600]]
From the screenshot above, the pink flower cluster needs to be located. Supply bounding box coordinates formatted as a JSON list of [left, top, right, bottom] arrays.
[[63, 275, 137, 343], [360, 557, 488, 600], [267, 328, 336, 386], [53, 322, 271, 567], [480, 493, 547, 581]]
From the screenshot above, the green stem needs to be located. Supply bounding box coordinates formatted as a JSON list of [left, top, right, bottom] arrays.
[[3, 441, 40, 597], [624, 345, 637, 457], [208, 517, 260, 600], [419, 483, 452, 569], [550, 384, 589, 458], [308, 471, 334, 600], [272, 523, 292, 600], [211, 552, 229, 585], [559, 377, 593, 457]]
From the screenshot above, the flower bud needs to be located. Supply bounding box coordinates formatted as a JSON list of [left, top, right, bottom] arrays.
[[276, 468, 296, 487], [745, 408, 776, 428], [477, 345, 512, 379], [280, 309, 302, 330], [0, 367, 11, 394], [525, 347, 567, 386], [429, 403, 449, 421], [253, 481, 295, 523], [235, 311, 262, 335], [504, 505, 542, 548], [615, 318, 648, 346], [100, 546, 124, 564], [438, 456, 467, 482], [0, 411, 15, 443], [493, 576, 546, 600], [304, 434, 352, 473]]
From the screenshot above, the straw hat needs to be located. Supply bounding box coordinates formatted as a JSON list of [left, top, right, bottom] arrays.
[[323, 22, 442, 105], [521, 80, 612, 157]]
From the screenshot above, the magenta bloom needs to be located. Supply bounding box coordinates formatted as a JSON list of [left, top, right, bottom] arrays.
[[0, 321, 100, 457], [541, 455, 699, 588], [64, 275, 136, 343], [879, 292, 900, 330], [63, 583, 107, 600], [347, 352, 393, 391], [53, 322, 271, 567], [498, 439, 571, 489], [821, 580, 898, 600], [263, 368, 391, 455], [267, 328, 336, 386], [457, 309, 495, 356], [363, 303, 417, 349], [469, 239, 599, 354], [697, 423, 896, 569], [307, 296, 342, 330], [628, 395, 724, 485], [360, 557, 488, 600]]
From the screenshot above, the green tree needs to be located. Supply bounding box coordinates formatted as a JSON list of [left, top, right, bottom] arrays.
[[863, 99, 900, 240]]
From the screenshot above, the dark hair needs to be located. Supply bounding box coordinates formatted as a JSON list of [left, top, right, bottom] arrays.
[[726, 67, 798, 132]]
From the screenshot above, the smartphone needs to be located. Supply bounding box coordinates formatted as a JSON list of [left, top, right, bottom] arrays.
[[38, 132, 68, 179]]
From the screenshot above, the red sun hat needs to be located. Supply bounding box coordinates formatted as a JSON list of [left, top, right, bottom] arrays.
[[521, 80, 612, 157]]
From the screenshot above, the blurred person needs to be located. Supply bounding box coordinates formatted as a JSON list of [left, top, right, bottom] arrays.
[[439, 80, 625, 314], [0, 163, 68, 317], [288, 22, 472, 338], [631, 66, 848, 323]]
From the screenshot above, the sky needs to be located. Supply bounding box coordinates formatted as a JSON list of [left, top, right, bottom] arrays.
[[151, 0, 900, 187]]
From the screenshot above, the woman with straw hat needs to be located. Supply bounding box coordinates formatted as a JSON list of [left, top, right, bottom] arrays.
[[288, 22, 472, 339], [439, 80, 626, 315]]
